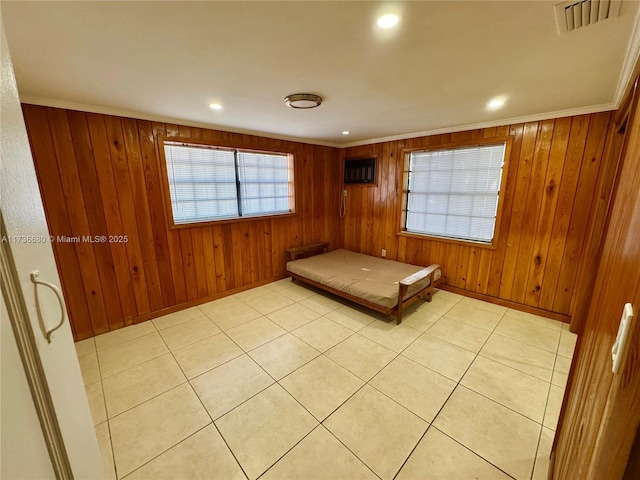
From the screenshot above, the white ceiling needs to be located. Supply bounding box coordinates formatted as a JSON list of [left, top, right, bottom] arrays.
[[2, 1, 639, 146]]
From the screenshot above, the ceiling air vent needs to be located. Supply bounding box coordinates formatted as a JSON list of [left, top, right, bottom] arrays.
[[555, 0, 622, 34]]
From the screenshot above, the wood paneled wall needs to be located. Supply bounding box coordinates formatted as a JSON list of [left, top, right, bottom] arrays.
[[23, 105, 341, 340], [553, 78, 640, 479], [341, 113, 613, 318]]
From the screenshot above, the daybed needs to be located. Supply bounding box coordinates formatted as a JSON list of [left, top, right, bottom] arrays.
[[285, 243, 441, 324]]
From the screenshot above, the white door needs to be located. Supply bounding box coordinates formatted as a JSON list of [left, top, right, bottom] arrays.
[[0, 14, 104, 480]]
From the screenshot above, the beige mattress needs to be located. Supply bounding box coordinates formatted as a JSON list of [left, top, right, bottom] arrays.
[[286, 249, 441, 309]]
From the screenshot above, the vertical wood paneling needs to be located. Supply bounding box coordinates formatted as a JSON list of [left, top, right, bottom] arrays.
[[341, 113, 615, 318], [25, 106, 341, 340]]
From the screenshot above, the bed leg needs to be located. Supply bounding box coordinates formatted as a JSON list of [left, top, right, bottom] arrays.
[[396, 310, 402, 325]]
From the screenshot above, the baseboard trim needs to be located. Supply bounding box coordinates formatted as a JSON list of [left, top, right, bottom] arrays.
[[437, 284, 571, 323]]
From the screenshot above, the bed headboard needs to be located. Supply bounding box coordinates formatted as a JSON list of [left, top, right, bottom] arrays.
[[285, 242, 329, 262]]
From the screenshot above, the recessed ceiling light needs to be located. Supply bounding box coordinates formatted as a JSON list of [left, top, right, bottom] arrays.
[[342, 131, 350, 135], [209, 103, 223, 110], [377, 14, 399, 29], [487, 97, 507, 111]]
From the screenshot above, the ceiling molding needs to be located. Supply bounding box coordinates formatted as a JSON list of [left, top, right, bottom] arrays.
[[613, 4, 640, 107], [18, 96, 343, 148], [22, 95, 616, 150], [339, 103, 616, 148]]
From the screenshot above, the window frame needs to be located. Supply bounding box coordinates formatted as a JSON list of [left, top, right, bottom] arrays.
[[158, 137, 296, 229], [398, 136, 513, 249]]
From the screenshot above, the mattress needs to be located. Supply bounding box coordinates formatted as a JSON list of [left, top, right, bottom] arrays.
[[286, 249, 441, 308]]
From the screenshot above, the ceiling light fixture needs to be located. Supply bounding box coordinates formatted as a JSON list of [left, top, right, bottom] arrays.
[[284, 93, 323, 109], [377, 14, 399, 29], [209, 103, 223, 110], [342, 131, 350, 135], [487, 97, 507, 111]]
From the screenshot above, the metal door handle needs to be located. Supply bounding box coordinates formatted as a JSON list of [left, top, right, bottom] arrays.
[[30, 271, 66, 343]]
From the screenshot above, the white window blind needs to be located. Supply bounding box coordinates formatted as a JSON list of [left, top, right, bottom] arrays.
[[163, 143, 293, 225], [406, 143, 506, 243], [238, 151, 291, 216]]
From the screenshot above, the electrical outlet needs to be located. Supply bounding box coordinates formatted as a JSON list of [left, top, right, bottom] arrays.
[[381, 249, 386, 258], [343, 189, 347, 197]]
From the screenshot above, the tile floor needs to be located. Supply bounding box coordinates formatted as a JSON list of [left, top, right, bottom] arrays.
[[76, 279, 577, 480]]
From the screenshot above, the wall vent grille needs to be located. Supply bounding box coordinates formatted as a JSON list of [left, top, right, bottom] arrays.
[[555, 0, 622, 34]]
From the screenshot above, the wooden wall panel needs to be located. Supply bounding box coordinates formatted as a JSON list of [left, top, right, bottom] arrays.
[[553, 78, 640, 480], [341, 113, 614, 318], [23, 105, 341, 340]]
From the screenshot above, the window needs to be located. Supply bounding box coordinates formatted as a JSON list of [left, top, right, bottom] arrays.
[[163, 142, 294, 225], [403, 142, 507, 244]]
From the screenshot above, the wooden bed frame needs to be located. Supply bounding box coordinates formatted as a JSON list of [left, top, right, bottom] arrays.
[[285, 243, 441, 324]]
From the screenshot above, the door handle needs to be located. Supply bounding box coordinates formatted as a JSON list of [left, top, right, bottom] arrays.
[[30, 270, 66, 343]]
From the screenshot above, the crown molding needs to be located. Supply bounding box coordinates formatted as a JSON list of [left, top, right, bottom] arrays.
[[339, 103, 616, 148], [18, 96, 343, 148]]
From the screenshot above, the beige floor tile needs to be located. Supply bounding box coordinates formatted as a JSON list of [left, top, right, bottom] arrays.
[[461, 356, 550, 423], [233, 284, 273, 302], [325, 305, 378, 331], [299, 293, 344, 315], [267, 303, 321, 331], [544, 385, 564, 431], [152, 307, 204, 331], [370, 356, 456, 422], [95, 422, 116, 480], [358, 321, 421, 353], [262, 426, 376, 480], [402, 334, 475, 381], [269, 281, 316, 302], [433, 386, 540, 480], [191, 354, 274, 419], [480, 334, 555, 382], [280, 356, 364, 421], [532, 427, 555, 480], [445, 303, 504, 331], [110, 384, 211, 478], [206, 302, 262, 331], [198, 295, 242, 316], [158, 316, 220, 351], [432, 289, 464, 302], [419, 295, 458, 316], [244, 291, 295, 315], [85, 381, 106, 425], [125, 425, 244, 480], [79, 352, 101, 385], [561, 322, 571, 332], [226, 316, 286, 351], [504, 309, 563, 332], [215, 384, 317, 480], [75, 337, 96, 357], [494, 317, 561, 353], [552, 355, 571, 387], [427, 316, 492, 353], [95, 322, 156, 351], [458, 297, 508, 316], [400, 306, 441, 332], [248, 334, 319, 380], [397, 427, 511, 480], [324, 385, 427, 480], [98, 333, 168, 379], [558, 331, 577, 358], [292, 317, 353, 352], [326, 333, 396, 381], [102, 354, 186, 418], [173, 333, 244, 379]]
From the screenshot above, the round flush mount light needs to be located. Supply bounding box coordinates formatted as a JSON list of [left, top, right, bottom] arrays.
[[209, 103, 223, 110], [284, 93, 323, 109], [342, 131, 350, 135], [377, 14, 399, 29]]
